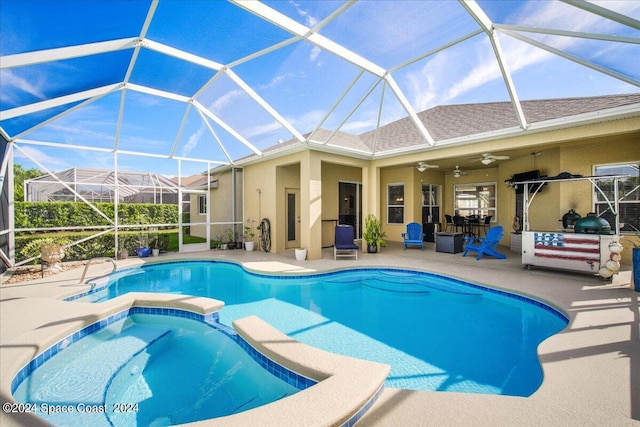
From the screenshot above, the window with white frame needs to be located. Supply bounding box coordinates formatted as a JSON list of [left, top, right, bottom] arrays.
[[198, 195, 207, 215], [387, 183, 404, 224], [454, 183, 496, 219], [593, 162, 639, 232]]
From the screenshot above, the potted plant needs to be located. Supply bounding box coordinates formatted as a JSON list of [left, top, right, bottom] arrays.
[[117, 239, 129, 260], [41, 241, 65, 272], [135, 231, 151, 257], [363, 214, 386, 253], [295, 247, 307, 261], [243, 219, 256, 251], [226, 228, 236, 250], [151, 235, 160, 257]]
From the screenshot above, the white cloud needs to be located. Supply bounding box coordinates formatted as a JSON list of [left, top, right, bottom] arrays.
[[401, 0, 632, 111], [290, 0, 319, 28], [309, 46, 322, 62], [208, 89, 244, 115], [181, 127, 204, 157], [243, 121, 282, 139], [13, 145, 68, 169], [342, 119, 377, 134], [0, 69, 45, 104]]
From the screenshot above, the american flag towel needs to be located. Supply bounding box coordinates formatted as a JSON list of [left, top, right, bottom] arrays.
[[534, 233, 600, 263]]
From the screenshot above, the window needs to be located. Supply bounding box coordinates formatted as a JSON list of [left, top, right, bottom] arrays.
[[422, 183, 440, 223], [454, 183, 496, 219], [198, 195, 207, 215], [594, 162, 639, 232], [387, 183, 404, 224]]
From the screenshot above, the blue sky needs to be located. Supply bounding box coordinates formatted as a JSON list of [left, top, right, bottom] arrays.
[[1, 0, 638, 177]]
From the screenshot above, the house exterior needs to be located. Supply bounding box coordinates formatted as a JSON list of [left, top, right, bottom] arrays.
[[192, 94, 640, 264]]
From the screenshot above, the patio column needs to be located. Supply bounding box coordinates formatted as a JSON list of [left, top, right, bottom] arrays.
[[300, 153, 322, 260], [362, 164, 380, 218]]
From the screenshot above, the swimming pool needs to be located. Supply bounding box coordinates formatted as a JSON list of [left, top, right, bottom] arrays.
[[78, 260, 568, 396], [12, 311, 307, 426]]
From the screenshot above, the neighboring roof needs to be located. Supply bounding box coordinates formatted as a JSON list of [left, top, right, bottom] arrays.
[[25, 167, 179, 201]]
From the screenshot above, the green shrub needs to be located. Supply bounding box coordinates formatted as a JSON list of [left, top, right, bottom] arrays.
[[14, 202, 179, 231], [14, 231, 174, 263]]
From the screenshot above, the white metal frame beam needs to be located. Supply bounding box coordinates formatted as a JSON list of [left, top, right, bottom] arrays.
[[502, 30, 640, 88], [223, 68, 305, 142], [1, 84, 121, 121], [493, 24, 640, 45], [560, 0, 640, 30], [192, 100, 263, 157], [232, 0, 434, 147], [231, 0, 386, 78], [461, 0, 527, 130], [0, 38, 139, 70]]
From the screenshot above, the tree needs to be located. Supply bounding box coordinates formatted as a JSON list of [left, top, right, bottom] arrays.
[[13, 164, 41, 202]]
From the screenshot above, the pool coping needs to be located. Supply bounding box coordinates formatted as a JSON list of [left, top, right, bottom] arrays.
[[1, 291, 389, 427]]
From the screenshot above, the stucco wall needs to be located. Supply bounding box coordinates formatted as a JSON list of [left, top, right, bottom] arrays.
[[200, 120, 639, 264], [190, 169, 242, 242]]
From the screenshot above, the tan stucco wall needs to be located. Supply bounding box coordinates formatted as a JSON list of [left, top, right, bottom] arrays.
[[190, 169, 241, 242], [201, 117, 639, 264], [241, 150, 369, 258]]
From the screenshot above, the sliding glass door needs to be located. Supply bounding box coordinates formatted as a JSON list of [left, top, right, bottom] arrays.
[[338, 181, 362, 239]]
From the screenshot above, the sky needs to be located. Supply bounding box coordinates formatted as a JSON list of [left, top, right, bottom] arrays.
[[1, 0, 639, 178]]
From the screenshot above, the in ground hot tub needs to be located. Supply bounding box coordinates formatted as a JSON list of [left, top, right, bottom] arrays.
[[11, 308, 311, 426]]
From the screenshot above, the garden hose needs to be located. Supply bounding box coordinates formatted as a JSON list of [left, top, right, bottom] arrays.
[[259, 218, 271, 252]]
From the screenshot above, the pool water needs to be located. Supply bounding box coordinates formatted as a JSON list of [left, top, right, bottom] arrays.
[[13, 313, 301, 426], [83, 261, 568, 396]]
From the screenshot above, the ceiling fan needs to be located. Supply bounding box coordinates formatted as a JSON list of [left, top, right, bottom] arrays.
[[451, 165, 470, 178], [416, 162, 439, 172], [473, 153, 510, 165]]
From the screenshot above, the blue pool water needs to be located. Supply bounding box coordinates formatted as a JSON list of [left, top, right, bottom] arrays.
[[80, 261, 568, 396], [13, 313, 302, 426]]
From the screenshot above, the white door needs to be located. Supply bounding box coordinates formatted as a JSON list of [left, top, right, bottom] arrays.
[[285, 188, 300, 249]]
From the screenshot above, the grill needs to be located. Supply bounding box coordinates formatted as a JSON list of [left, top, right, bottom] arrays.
[[573, 216, 611, 234]]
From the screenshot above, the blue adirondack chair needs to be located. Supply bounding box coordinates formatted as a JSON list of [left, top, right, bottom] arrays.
[[462, 225, 506, 260], [402, 222, 425, 250]]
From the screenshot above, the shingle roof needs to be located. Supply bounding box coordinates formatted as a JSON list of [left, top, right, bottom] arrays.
[[239, 93, 640, 164], [359, 93, 640, 152]]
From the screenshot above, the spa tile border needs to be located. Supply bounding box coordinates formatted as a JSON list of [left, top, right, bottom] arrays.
[[10, 305, 316, 399]]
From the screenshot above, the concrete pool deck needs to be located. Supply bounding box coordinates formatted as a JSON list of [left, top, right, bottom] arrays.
[[1, 242, 638, 426]]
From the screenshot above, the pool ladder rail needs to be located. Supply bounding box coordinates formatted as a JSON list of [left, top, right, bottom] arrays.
[[79, 257, 117, 286]]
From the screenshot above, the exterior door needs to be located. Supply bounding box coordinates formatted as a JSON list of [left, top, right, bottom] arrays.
[[338, 182, 362, 239], [285, 188, 300, 249], [179, 189, 209, 253]]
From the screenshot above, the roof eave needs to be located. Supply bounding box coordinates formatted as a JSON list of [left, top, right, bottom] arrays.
[[372, 102, 640, 159]]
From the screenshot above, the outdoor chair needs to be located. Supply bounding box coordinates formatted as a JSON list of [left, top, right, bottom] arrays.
[[462, 225, 507, 260], [444, 215, 454, 232], [481, 215, 492, 237], [453, 215, 466, 233], [334, 225, 359, 260], [402, 222, 425, 250]]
